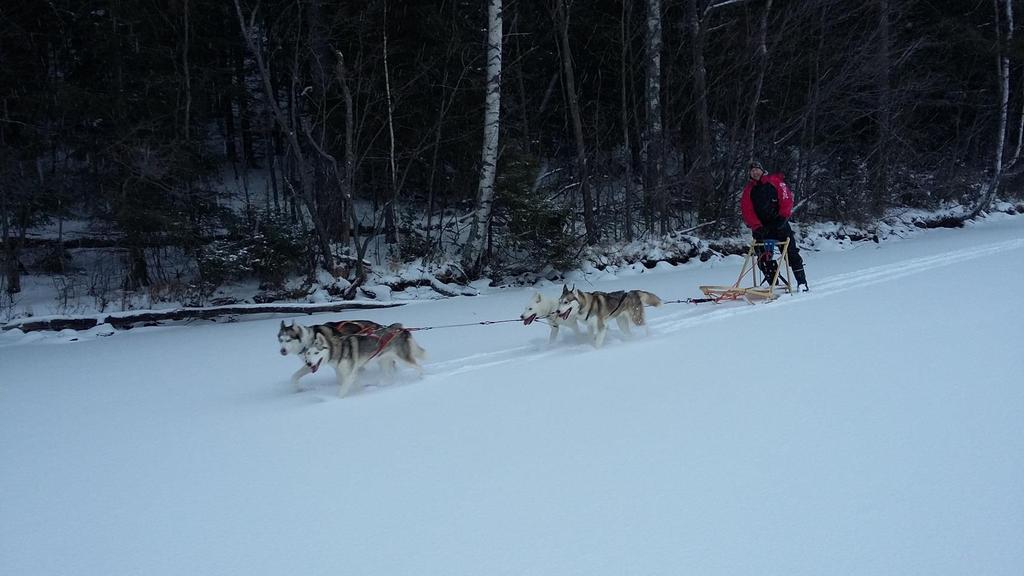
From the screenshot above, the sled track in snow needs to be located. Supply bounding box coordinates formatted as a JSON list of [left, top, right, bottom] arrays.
[[423, 238, 1024, 381]]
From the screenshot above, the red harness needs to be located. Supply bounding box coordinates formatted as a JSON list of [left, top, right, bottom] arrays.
[[327, 320, 380, 336], [324, 320, 404, 359], [365, 325, 408, 360]]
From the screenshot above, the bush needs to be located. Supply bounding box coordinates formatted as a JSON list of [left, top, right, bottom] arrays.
[[398, 230, 432, 262], [197, 212, 310, 290], [197, 239, 253, 288], [249, 217, 310, 287], [492, 150, 578, 273]]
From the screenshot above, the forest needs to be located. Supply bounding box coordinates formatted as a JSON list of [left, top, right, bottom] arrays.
[[2, 0, 1021, 305]]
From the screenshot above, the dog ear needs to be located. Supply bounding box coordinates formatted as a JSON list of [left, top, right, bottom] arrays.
[[561, 284, 569, 295], [534, 292, 543, 302], [315, 333, 327, 346]]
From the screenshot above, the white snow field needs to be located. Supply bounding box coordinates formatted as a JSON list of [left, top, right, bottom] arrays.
[[2, 217, 1023, 576]]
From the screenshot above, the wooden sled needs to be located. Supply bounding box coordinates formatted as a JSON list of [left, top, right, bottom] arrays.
[[699, 238, 793, 303]]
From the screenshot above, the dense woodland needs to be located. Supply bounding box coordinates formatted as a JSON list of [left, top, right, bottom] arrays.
[[2, 0, 1023, 300]]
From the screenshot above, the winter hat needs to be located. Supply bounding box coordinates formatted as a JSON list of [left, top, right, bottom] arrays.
[[749, 160, 765, 171]]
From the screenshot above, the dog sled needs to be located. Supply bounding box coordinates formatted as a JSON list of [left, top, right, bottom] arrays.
[[699, 238, 794, 303]]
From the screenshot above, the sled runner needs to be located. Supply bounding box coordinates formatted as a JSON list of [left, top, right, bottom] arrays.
[[699, 238, 793, 302]]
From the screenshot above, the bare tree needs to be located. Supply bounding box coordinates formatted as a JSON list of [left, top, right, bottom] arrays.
[[554, 0, 598, 244], [745, 0, 773, 161], [181, 0, 192, 143], [872, 0, 892, 214], [621, 0, 636, 241], [425, 31, 473, 257], [964, 0, 1013, 221], [232, 0, 335, 270], [462, 0, 503, 275], [1, 180, 18, 294], [686, 0, 759, 225]]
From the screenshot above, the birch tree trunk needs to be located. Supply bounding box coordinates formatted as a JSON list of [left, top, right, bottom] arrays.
[[382, 2, 399, 244], [965, 0, 1013, 221], [686, 0, 714, 224], [461, 0, 503, 275], [643, 0, 664, 235], [335, 52, 355, 247]]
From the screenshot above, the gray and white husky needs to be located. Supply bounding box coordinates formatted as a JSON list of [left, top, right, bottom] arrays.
[[301, 325, 426, 397], [520, 289, 583, 344], [278, 319, 388, 389], [555, 285, 662, 348]]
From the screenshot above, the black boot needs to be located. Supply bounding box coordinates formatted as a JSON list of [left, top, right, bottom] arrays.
[[794, 267, 809, 291]]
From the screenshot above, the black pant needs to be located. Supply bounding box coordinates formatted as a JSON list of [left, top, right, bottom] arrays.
[[755, 223, 806, 285]]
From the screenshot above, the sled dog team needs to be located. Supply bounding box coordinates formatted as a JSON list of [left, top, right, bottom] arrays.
[[278, 284, 662, 397]]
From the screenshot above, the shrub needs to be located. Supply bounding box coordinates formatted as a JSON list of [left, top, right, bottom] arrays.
[[197, 212, 310, 291], [492, 150, 578, 273]]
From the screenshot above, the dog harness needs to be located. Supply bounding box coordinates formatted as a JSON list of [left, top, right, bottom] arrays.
[[365, 325, 408, 361], [584, 290, 627, 322], [327, 320, 380, 336]]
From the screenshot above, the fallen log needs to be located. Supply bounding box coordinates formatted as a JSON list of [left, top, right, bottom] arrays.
[[374, 274, 478, 298]]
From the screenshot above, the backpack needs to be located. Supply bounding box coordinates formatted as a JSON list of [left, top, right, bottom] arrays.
[[764, 173, 793, 219]]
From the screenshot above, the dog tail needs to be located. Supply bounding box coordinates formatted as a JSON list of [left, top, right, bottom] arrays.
[[406, 331, 427, 362], [636, 290, 662, 307]]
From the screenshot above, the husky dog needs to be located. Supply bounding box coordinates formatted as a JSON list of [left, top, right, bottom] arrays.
[[278, 319, 388, 389], [520, 289, 584, 344], [301, 324, 426, 397], [556, 285, 662, 348]]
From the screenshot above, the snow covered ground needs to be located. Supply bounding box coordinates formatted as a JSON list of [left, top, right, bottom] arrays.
[[2, 216, 1023, 576]]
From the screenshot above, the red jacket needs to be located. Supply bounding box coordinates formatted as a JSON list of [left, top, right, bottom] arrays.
[[741, 172, 793, 231]]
